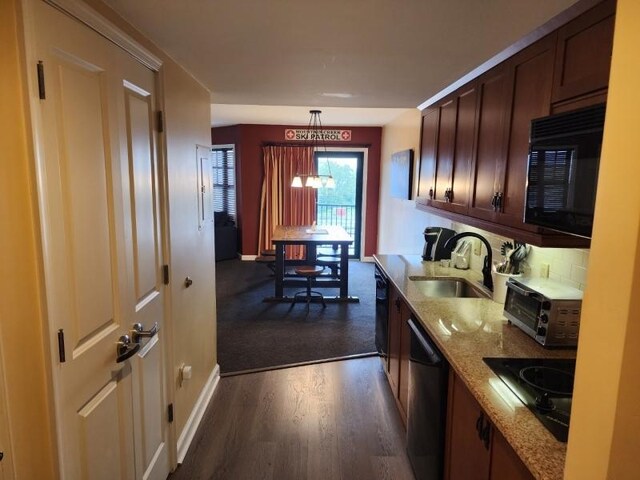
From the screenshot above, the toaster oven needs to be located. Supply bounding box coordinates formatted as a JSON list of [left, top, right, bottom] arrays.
[[503, 277, 583, 347]]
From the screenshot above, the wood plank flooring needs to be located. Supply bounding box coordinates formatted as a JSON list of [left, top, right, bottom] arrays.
[[170, 357, 415, 480]]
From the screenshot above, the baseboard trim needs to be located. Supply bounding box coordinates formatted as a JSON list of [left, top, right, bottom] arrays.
[[176, 364, 220, 464], [240, 254, 257, 261]]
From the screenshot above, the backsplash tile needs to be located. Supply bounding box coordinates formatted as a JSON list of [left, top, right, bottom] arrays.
[[450, 222, 589, 290]]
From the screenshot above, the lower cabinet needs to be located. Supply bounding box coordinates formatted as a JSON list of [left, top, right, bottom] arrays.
[[386, 284, 411, 424], [445, 371, 534, 480], [383, 284, 533, 479]]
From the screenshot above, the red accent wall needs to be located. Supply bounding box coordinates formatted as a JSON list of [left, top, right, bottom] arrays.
[[212, 124, 382, 257]]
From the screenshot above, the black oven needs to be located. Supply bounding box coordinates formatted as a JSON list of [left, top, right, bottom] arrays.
[[524, 103, 606, 238]]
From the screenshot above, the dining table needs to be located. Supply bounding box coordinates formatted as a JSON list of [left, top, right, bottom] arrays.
[[266, 224, 359, 303]]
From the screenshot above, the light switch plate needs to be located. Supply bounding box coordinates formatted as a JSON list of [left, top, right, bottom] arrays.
[[540, 263, 550, 278]]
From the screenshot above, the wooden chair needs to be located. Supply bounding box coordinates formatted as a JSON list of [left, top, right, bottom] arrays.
[[292, 265, 326, 308]]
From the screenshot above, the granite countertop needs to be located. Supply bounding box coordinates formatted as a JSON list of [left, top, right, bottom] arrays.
[[374, 254, 575, 480]]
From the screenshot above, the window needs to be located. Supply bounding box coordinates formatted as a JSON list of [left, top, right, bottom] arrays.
[[211, 145, 236, 223]]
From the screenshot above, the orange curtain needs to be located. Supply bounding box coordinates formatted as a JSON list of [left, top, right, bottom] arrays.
[[258, 146, 316, 259]]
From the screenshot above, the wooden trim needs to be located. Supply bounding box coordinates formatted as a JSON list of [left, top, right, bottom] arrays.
[[221, 352, 379, 377], [415, 201, 591, 248], [417, 0, 603, 110], [176, 364, 221, 464], [44, 0, 162, 71]]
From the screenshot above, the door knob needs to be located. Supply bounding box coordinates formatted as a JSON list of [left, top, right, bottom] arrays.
[[116, 334, 140, 363], [131, 322, 159, 344], [185, 276, 193, 288]]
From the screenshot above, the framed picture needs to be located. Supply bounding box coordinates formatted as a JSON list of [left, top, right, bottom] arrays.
[[390, 149, 414, 200]]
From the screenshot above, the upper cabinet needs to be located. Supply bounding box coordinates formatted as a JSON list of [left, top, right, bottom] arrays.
[[552, 0, 615, 104], [416, 0, 615, 247], [418, 83, 479, 215]]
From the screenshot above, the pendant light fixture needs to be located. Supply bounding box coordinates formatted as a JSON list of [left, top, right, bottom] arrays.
[[291, 110, 336, 189]]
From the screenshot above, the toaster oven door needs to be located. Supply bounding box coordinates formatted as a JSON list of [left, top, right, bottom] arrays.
[[504, 283, 543, 337]]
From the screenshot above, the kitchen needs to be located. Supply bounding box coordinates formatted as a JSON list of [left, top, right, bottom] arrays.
[[1, 0, 639, 479]]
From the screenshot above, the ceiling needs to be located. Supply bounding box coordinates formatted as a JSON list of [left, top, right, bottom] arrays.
[[104, 0, 579, 125]]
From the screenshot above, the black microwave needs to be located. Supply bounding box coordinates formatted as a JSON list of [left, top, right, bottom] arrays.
[[524, 103, 606, 238]]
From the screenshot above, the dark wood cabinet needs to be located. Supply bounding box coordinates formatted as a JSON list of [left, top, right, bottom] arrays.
[[448, 83, 478, 214], [468, 65, 513, 222], [445, 372, 533, 480], [416, 0, 612, 247], [433, 97, 457, 206], [387, 286, 402, 395], [417, 107, 439, 202], [489, 430, 535, 480], [386, 283, 411, 423], [498, 33, 557, 230], [552, 0, 615, 104], [445, 372, 491, 480]]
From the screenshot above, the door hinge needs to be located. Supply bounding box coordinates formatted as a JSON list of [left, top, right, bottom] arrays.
[[57, 329, 66, 363], [37, 61, 46, 100], [156, 110, 164, 133], [162, 264, 170, 285], [167, 403, 174, 423]]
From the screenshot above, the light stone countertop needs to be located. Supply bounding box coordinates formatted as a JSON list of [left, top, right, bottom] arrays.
[[374, 254, 576, 480]]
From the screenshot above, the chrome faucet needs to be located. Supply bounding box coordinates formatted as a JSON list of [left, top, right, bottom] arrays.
[[444, 232, 493, 292]]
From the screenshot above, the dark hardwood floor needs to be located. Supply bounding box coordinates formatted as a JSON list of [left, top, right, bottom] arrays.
[[170, 357, 415, 480]]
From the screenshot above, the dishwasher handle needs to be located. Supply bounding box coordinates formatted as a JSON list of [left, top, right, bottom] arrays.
[[407, 319, 442, 365]]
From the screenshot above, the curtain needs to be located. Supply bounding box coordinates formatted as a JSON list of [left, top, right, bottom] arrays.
[[258, 145, 316, 259]]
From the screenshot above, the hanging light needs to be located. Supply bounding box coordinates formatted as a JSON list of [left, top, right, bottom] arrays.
[[291, 110, 336, 189]]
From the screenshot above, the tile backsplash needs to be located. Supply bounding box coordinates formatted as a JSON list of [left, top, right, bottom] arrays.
[[450, 222, 589, 291]]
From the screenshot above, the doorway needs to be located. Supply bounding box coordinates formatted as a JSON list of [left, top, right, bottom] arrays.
[[315, 151, 364, 258]]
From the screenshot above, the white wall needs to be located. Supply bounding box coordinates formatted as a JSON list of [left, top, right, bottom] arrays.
[[378, 109, 448, 255]]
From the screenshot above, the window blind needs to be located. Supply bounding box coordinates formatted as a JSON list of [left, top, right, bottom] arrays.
[[211, 146, 236, 223]]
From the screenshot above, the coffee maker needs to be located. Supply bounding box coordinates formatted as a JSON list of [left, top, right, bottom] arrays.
[[422, 227, 457, 261]]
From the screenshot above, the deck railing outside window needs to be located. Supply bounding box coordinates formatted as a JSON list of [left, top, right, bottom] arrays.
[[316, 203, 356, 255]]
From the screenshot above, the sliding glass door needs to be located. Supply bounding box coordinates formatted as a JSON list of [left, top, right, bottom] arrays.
[[315, 151, 364, 258]]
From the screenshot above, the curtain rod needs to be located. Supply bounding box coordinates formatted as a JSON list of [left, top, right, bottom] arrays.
[[262, 142, 372, 148]]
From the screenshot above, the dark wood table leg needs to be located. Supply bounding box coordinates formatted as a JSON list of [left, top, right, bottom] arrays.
[[275, 243, 284, 298], [339, 243, 349, 298]]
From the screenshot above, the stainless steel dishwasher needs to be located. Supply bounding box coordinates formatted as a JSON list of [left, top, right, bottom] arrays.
[[406, 318, 449, 480]]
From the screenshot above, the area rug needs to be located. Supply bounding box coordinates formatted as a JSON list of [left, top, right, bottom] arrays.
[[215, 259, 376, 374]]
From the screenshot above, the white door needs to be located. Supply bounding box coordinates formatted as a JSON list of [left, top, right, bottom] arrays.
[[32, 1, 169, 478]]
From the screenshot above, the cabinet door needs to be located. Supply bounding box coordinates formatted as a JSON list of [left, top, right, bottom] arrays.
[[551, 0, 615, 103], [445, 373, 491, 480], [448, 83, 478, 214], [387, 286, 402, 395], [417, 107, 440, 203], [433, 97, 457, 206], [468, 65, 513, 222], [489, 430, 534, 480], [499, 34, 556, 230], [398, 308, 412, 417]]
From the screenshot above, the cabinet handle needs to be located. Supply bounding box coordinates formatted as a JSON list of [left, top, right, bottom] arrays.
[[448, 188, 454, 202], [496, 192, 503, 212], [490, 192, 497, 210], [481, 421, 492, 450], [475, 412, 484, 436], [428, 187, 434, 199]]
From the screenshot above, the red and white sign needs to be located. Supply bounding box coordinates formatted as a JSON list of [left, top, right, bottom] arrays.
[[284, 128, 352, 142]]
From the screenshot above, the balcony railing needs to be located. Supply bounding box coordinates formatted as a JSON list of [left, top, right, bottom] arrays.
[[316, 203, 356, 255]]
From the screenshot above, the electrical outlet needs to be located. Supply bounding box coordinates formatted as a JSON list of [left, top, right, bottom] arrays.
[[473, 239, 481, 256], [540, 263, 550, 278]]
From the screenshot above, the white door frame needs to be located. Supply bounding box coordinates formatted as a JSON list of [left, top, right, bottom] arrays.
[[19, 0, 177, 474]]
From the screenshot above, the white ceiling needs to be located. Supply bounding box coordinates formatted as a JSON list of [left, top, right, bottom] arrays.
[[104, 0, 579, 125]]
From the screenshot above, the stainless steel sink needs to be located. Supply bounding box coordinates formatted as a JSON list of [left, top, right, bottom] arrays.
[[408, 277, 489, 298]]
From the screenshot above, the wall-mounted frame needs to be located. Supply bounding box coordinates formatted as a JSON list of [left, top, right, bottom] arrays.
[[390, 149, 414, 200]]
